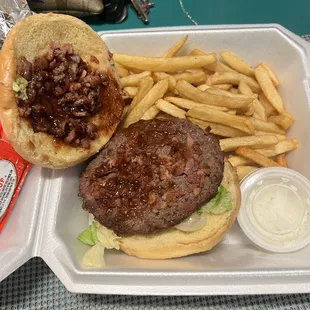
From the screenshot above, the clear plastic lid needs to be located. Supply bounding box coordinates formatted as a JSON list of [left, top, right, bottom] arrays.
[[237, 167, 310, 253]]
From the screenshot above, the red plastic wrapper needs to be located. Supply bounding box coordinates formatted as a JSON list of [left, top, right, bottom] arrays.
[[0, 123, 32, 233]]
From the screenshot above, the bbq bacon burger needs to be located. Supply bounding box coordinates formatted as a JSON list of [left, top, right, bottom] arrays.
[[0, 13, 124, 169], [78, 118, 241, 264]]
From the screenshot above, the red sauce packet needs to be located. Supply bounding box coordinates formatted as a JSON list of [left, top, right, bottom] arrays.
[[0, 123, 32, 233]]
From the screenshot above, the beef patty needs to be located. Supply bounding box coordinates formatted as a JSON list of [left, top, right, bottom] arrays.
[[79, 118, 224, 236]]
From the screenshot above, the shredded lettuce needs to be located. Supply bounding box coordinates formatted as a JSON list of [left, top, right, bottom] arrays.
[[82, 242, 105, 267], [77, 221, 121, 267], [12, 76, 28, 100], [197, 185, 232, 215], [77, 222, 99, 246]]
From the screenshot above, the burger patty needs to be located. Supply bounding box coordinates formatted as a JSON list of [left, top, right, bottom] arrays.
[[79, 118, 224, 236]]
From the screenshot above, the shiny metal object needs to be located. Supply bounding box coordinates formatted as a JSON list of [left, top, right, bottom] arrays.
[[130, 0, 154, 23]]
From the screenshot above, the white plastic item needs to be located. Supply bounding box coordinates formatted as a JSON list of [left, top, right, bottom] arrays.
[[1, 24, 310, 296], [238, 167, 310, 253]]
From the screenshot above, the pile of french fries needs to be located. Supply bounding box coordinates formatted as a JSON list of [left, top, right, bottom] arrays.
[[114, 35, 299, 182]]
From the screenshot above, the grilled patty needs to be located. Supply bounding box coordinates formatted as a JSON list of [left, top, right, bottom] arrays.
[[79, 118, 224, 236]]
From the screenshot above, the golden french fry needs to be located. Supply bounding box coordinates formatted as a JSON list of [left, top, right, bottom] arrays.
[[238, 80, 266, 120], [187, 117, 247, 138], [123, 78, 169, 128], [155, 99, 186, 119], [268, 112, 294, 130], [258, 62, 279, 87], [156, 112, 175, 120], [120, 71, 151, 87], [113, 54, 217, 72], [197, 84, 210, 91], [173, 71, 207, 85], [189, 49, 237, 73], [255, 139, 299, 157], [128, 76, 154, 115], [153, 72, 176, 91], [121, 104, 130, 120], [254, 131, 286, 141], [208, 72, 260, 93], [230, 87, 239, 94], [220, 135, 279, 152], [235, 146, 281, 167], [236, 166, 259, 181], [186, 106, 255, 134], [220, 51, 254, 76], [258, 93, 276, 117], [249, 117, 286, 134], [141, 105, 160, 120], [244, 102, 254, 116], [176, 80, 253, 109], [123, 86, 138, 98], [227, 109, 237, 115], [228, 155, 254, 167], [276, 154, 288, 167], [163, 35, 188, 57], [254, 65, 284, 113], [164, 97, 228, 111], [213, 84, 233, 91], [115, 63, 129, 78]]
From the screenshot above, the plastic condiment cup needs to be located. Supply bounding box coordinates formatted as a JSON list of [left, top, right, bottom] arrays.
[[237, 167, 310, 253]]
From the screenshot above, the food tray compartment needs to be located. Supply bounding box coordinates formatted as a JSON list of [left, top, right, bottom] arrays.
[[1, 24, 310, 295]]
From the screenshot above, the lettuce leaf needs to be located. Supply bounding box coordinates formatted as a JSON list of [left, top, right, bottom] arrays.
[[197, 185, 232, 215], [77, 222, 99, 246], [82, 242, 105, 267]]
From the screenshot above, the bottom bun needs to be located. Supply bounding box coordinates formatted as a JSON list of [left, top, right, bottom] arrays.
[[119, 159, 241, 259]]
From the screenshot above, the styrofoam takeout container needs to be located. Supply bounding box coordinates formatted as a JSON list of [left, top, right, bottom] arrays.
[[1, 24, 310, 296]]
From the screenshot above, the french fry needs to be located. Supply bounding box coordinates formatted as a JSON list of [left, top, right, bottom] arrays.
[[268, 112, 294, 130], [235, 146, 281, 167], [128, 76, 154, 115], [208, 72, 260, 93], [255, 139, 299, 157], [163, 35, 188, 57], [189, 49, 236, 73], [228, 155, 254, 167], [254, 65, 284, 113], [249, 117, 286, 134], [155, 99, 186, 119], [276, 154, 288, 167], [227, 109, 237, 115], [197, 84, 210, 91], [123, 78, 169, 128], [258, 62, 279, 87], [120, 71, 151, 87], [230, 87, 239, 94], [186, 106, 255, 134], [173, 71, 207, 85], [153, 72, 176, 91], [115, 63, 129, 77], [214, 84, 232, 91], [220, 51, 254, 76], [123, 86, 138, 98], [141, 105, 160, 120], [238, 80, 267, 120], [220, 135, 279, 152], [113, 54, 217, 72], [176, 80, 253, 109], [237, 166, 259, 181], [258, 93, 276, 117], [254, 131, 286, 141], [244, 102, 254, 116], [187, 117, 247, 137], [164, 96, 228, 111], [156, 112, 175, 120]]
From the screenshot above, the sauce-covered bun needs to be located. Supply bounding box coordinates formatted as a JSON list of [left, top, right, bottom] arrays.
[[0, 13, 124, 169]]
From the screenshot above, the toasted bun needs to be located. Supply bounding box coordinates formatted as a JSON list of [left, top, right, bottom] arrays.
[[119, 160, 241, 259], [0, 13, 124, 169]]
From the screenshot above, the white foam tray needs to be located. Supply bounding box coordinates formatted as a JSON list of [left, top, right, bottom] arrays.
[[1, 24, 310, 296]]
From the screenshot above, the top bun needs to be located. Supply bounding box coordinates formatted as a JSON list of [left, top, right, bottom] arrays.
[[0, 13, 124, 169]]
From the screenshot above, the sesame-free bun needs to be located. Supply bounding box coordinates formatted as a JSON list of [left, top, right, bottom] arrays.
[[0, 13, 124, 169], [119, 160, 241, 259]]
